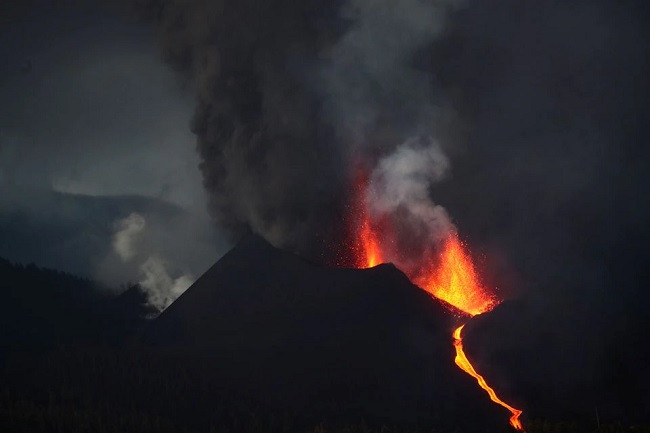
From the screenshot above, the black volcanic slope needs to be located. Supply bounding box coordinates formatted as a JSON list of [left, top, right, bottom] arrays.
[[463, 297, 650, 425], [142, 235, 507, 431]]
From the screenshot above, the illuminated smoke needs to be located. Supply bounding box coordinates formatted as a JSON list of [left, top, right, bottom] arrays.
[[368, 136, 453, 244]]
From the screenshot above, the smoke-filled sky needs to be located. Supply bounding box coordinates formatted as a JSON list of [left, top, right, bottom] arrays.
[[0, 1, 228, 309], [1, 0, 649, 315]]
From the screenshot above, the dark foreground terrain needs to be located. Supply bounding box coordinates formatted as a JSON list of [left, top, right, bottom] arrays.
[[1, 236, 648, 433]]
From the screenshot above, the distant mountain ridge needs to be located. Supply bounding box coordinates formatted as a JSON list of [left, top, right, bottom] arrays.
[[0, 257, 152, 353], [0, 186, 222, 285]]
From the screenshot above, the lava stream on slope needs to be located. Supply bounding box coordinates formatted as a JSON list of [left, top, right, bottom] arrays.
[[343, 164, 525, 431]]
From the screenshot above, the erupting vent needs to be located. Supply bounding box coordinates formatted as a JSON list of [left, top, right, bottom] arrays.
[[345, 164, 385, 269], [344, 164, 525, 431], [414, 234, 496, 316]]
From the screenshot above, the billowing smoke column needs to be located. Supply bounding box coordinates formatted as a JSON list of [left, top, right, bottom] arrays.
[[137, 0, 460, 260]]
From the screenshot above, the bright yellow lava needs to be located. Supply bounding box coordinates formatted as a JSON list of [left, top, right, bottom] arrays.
[[453, 325, 524, 430]]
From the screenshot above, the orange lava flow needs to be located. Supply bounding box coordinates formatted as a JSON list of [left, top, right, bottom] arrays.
[[453, 325, 524, 430]]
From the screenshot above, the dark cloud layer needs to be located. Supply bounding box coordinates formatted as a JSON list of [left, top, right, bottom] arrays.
[[0, 4, 227, 291], [432, 0, 650, 299], [0, 8, 203, 208]]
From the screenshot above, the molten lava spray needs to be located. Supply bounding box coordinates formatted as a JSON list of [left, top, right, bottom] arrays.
[[414, 235, 496, 316], [347, 163, 385, 268], [347, 165, 525, 431], [361, 215, 382, 268]]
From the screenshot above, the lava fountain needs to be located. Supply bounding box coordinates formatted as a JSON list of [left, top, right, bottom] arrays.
[[344, 163, 385, 269], [414, 234, 496, 316], [346, 165, 525, 431]]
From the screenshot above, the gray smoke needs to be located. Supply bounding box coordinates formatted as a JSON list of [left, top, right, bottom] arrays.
[[138, 0, 460, 258], [320, 0, 459, 148], [368, 137, 452, 242]]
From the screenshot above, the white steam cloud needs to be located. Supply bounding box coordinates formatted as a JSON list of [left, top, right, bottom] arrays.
[[113, 212, 146, 261], [138, 256, 194, 312], [112, 212, 194, 313]]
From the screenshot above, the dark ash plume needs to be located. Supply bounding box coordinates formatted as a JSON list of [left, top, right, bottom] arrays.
[[136, 0, 459, 259]]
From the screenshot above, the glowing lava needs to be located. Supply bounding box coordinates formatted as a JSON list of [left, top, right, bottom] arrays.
[[420, 236, 524, 430], [453, 325, 524, 430], [346, 165, 525, 431], [414, 235, 496, 316], [347, 163, 384, 268], [360, 214, 382, 267]]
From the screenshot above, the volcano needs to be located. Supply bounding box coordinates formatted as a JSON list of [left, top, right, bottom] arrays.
[[142, 234, 511, 431]]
